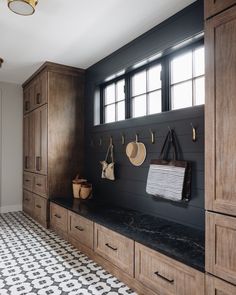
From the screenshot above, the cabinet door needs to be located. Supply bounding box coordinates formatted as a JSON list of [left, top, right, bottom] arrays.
[[23, 113, 35, 172], [34, 71, 47, 109], [34, 105, 47, 175], [205, 0, 236, 19], [206, 274, 236, 295], [205, 6, 236, 216], [23, 83, 34, 114], [23, 190, 34, 216], [206, 212, 236, 285]]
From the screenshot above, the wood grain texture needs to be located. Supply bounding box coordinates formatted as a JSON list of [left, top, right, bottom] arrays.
[[48, 70, 84, 198], [206, 211, 236, 285], [205, 0, 236, 19], [33, 193, 48, 227], [205, 274, 236, 295], [23, 190, 34, 217], [23, 172, 34, 191], [33, 174, 48, 198], [50, 203, 68, 233], [135, 242, 204, 295], [94, 223, 134, 277], [68, 211, 94, 250], [205, 6, 236, 216]]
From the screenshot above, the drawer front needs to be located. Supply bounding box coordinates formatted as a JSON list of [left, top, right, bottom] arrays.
[[68, 211, 93, 249], [206, 274, 236, 295], [34, 194, 47, 224], [23, 190, 34, 216], [206, 211, 236, 285], [33, 174, 47, 197], [94, 224, 134, 276], [50, 203, 68, 233], [23, 172, 34, 191], [135, 243, 204, 295]]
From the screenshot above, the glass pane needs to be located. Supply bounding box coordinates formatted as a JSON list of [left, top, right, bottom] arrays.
[[148, 90, 162, 115], [194, 77, 205, 105], [194, 47, 205, 77], [148, 64, 162, 91], [132, 95, 146, 118], [105, 83, 115, 105], [117, 101, 125, 121], [171, 81, 192, 110], [171, 51, 192, 84], [105, 104, 115, 123], [116, 79, 125, 101], [132, 70, 146, 96]]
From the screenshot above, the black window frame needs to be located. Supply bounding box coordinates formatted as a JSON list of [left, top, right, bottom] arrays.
[[100, 39, 204, 125]]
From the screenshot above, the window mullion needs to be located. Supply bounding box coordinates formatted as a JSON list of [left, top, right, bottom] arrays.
[[126, 74, 131, 119]]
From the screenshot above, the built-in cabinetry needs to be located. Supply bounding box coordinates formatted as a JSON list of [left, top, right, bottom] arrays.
[[205, 0, 236, 292], [23, 62, 84, 227], [50, 202, 204, 295]]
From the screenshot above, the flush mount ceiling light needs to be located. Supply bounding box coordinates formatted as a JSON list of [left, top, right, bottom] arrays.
[[8, 0, 38, 16]]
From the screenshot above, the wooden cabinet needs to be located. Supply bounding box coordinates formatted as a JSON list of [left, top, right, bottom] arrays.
[[94, 224, 134, 276], [23, 112, 35, 172], [50, 203, 68, 235], [34, 105, 47, 175], [206, 212, 236, 285], [205, 5, 236, 217], [34, 194, 48, 227], [23, 190, 34, 216], [68, 211, 93, 250], [22, 62, 84, 227], [135, 243, 204, 295], [205, 0, 236, 19], [205, 274, 236, 295]]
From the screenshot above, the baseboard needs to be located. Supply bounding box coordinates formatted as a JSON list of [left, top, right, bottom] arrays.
[[0, 204, 22, 213]]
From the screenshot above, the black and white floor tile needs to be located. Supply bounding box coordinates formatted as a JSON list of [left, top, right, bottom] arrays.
[[0, 212, 137, 295]]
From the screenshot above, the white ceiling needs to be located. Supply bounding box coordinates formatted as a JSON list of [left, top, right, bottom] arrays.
[[0, 0, 196, 84]]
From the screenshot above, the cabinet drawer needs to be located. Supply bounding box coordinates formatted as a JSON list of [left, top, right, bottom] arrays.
[[206, 211, 236, 285], [135, 243, 204, 295], [23, 172, 34, 191], [50, 203, 68, 233], [205, 274, 236, 295], [33, 174, 47, 197], [23, 190, 34, 216], [205, 0, 236, 19], [34, 194, 47, 226], [94, 224, 134, 276], [68, 211, 93, 249]]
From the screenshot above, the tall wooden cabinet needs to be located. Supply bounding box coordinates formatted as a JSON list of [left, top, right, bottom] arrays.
[[23, 62, 84, 227], [205, 1, 236, 292]]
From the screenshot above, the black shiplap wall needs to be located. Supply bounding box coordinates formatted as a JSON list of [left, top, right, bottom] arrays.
[[84, 0, 205, 230]]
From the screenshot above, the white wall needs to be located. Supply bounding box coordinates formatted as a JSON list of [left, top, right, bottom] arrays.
[[0, 81, 23, 213]]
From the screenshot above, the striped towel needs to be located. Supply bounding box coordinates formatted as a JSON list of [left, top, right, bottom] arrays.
[[146, 164, 186, 201]]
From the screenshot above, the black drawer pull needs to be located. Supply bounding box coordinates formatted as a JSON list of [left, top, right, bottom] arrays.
[[25, 179, 30, 183], [36, 183, 42, 187], [54, 214, 61, 219], [25, 198, 30, 201], [36, 205, 41, 209], [36, 93, 41, 104], [105, 243, 117, 251], [75, 226, 84, 232], [154, 271, 174, 284]]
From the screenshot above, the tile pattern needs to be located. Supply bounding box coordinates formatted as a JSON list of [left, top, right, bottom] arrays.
[[0, 212, 137, 295]]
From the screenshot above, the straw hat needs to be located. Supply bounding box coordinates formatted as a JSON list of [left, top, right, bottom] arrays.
[[126, 141, 146, 166]]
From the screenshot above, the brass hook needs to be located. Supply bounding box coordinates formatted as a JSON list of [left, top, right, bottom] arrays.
[[135, 134, 139, 142], [110, 136, 113, 145], [191, 123, 197, 142], [150, 130, 155, 144], [99, 137, 102, 146], [121, 134, 125, 145]]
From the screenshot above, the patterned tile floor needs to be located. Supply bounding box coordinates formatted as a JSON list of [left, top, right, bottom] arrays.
[[0, 212, 137, 295]]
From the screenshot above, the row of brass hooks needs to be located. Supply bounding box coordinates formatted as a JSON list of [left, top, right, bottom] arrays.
[[91, 124, 197, 147]]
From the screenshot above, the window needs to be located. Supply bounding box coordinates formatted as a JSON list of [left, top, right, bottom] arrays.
[[170, 46, 205, 110], [103, 79, 125, 123], [99, 40, 204, 124], [131, 64, 162, 118]]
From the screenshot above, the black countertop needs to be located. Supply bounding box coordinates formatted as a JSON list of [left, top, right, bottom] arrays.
[[51, 198, 205, 272]]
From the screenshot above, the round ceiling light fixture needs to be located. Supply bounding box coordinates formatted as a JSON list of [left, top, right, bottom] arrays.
[[8, 0, 38, 16]]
